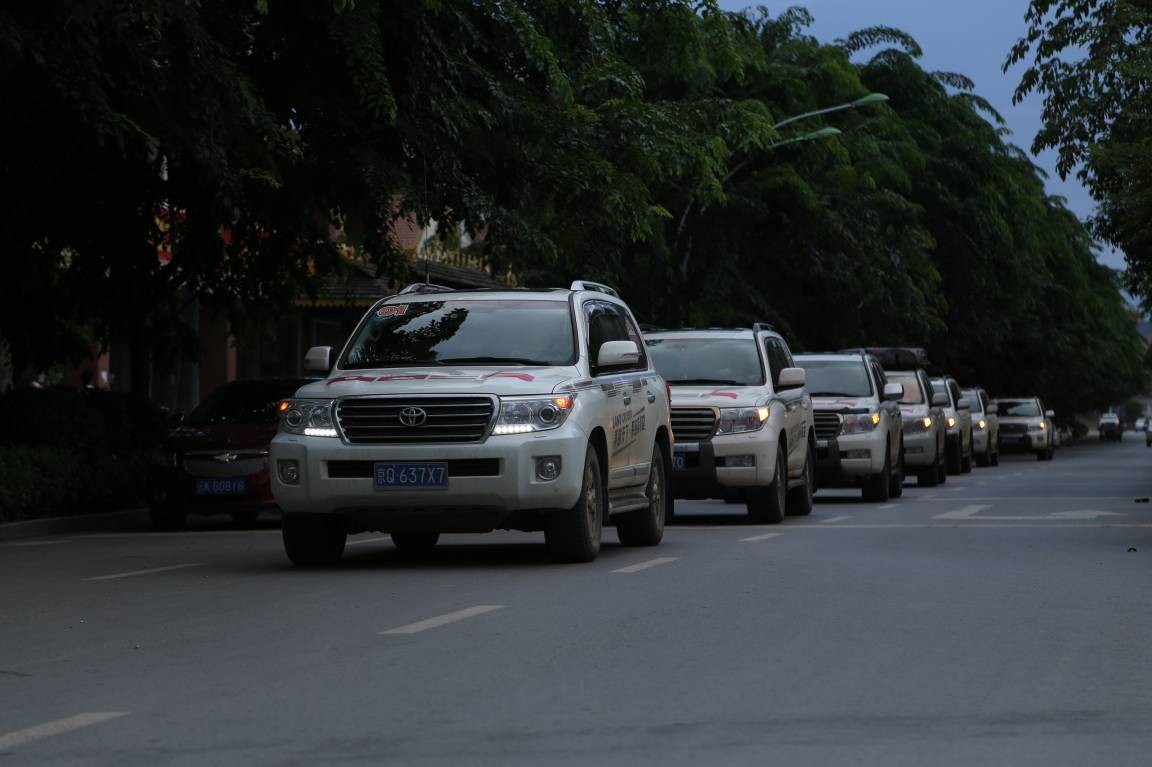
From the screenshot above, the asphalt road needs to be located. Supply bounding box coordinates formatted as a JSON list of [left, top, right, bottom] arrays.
[[3, 434, 1152, 766]]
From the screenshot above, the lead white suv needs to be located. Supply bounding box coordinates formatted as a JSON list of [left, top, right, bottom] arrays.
[[270, 281, 673, 566], [795, 352, 905, 502], [644, 325, 816, 523]]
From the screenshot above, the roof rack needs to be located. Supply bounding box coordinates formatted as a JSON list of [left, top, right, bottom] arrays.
[[399, 282, 455, 295], [570, 280, 619, 298], [752, 322, 776, 333]]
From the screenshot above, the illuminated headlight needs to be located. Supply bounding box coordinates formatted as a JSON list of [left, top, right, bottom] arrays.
[[842, 412, 882, 435], [977, 419, 987, 430], [904, 416, 933, 432], [716, 407, 770, 435], [946, 416, 957, 429], [1032, 420, 1047, 432], [279, 399, 338, 437], [494, 395, 575, 435]]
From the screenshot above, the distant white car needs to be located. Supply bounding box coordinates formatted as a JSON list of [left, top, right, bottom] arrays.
[[931, 376, 974, 474], [997, 397, 1055, 460], [962, 387, 999, 467]]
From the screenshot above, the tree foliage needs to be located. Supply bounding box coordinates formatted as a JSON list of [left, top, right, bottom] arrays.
[[0, 0, 1143, 411]]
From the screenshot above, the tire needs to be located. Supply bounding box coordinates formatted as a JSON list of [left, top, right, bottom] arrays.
[[149, 506, 187, 532], [230, 510, 260, 526], [786, 441, 815, 516], [990, 448, 1000, 467], [282, 515, 347, 567], [748, 446, 788, 524], [545, 446, 604, 562], [888, 443, 905, 499], [975, 447, 990, 468], [390, 532, 440, 551], [862, 444, 891, 502], [918, 462, 940, 487], [617, 444, 668, 546], [945, 438, 962, 475], [960, 437, 973, 473]]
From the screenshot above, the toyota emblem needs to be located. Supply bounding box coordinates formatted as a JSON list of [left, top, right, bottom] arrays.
[[399, 406, 428, 427], [213, 452, 239, 463]]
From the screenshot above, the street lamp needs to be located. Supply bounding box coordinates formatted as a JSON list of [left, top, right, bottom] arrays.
[[772, 93, 890, 130]]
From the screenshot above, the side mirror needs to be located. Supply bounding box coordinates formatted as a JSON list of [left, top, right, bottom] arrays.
[[931, 392, 949, 407], [987, 403, 998, 415], [777, 367, 806, 390], [304, 346, 334, 374], [596, 340, 640, 369], [1045, 409, 1055, 419], [957, 397, 972, 410], [882, 382, 904, 401]]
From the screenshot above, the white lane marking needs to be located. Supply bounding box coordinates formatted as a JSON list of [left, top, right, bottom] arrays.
[[948, 486, 965, 491], [739, 532, 783, 542], [0, 712, 129, 750], [379, 605, 503, 635], [787, 523, 1152, 529], [345, 536, 391, 547], [611, 557, 679, 573], [915, 496, 1133, 502], [922, 494, 938, 499], [932, 505, 993, 520], [7, 540, 68, 547], [876, 505, 895, 510], [820, 516, 853, 524], [84, 563, 202, 582]]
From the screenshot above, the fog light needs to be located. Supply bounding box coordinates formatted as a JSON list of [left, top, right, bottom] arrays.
[[535, 456, 562, 481], [722, 455, 756, 468], [278, 460, 300, 485]]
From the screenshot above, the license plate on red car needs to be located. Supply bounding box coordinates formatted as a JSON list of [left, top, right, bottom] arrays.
[[373, 463, 448, 490], [195, 478, 247, 496]]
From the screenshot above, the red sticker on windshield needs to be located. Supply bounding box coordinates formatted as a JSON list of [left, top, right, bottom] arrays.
[[376, 304, 408, 318]]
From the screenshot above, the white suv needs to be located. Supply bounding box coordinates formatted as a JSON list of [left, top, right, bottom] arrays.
[[962, 387, 999, 466], [796, 352, 905, 502], [644, 325, 816, 523], [270, 281, 673, 566], [931, 376, 974, 474]]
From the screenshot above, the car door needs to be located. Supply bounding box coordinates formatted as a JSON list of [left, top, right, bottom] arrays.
[[764, 337, 806, 476], [871, 359, 900, 463], [583, 300, 648, 491], [949, 380, 971, 452]]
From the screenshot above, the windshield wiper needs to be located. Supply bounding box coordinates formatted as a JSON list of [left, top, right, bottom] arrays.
[[668, 378, 747, 386], [435, 356, 553, 366]]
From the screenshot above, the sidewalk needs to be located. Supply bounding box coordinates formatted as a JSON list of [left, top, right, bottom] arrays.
[[0, 508, 148, 541]]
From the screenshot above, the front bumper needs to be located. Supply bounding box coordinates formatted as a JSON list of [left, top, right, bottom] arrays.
[[901, 428, 938, 467], [670, 434, 778, 499], [270, 427, 589, 527], [815, 430, 885, 484], [972, 428, 990, 454], [998, 431, 1047, 452]]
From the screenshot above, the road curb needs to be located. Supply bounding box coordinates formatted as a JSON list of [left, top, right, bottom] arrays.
[[0, 508, 148, 541]]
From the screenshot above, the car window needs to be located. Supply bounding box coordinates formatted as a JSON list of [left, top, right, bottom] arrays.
[[764, 338, 791, 387], [585, 301, 644, 374], [948, 380, 962, 404], [889, 374, 923, 404], [997, 400, 1041, 417], [930, 380, 952, 406], [797, 360, 874, 397], [962, 390, 984, 414], [647, 338, 765, 386]]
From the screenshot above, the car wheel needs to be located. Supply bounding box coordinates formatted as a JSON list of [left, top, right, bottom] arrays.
[[945, 438, 962, 475], [390, 532, 440, 551], [149, 505, 187, 532], [960, 440, 973, 473], [230, 510, 260, 527], [990, 448, 1000, 466], [748, 446, 787, 524], [617, 443, 667, 546], [863, 444, 891, 503], [282, 515, 347, 567], [786, 441, 815, 516], [975, 446, 990, 468], [545, 446, 604, 562], [888, 443, 905, 498]]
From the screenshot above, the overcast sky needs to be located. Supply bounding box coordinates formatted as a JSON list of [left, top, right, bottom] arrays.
[[715, 1, 1122, 270]]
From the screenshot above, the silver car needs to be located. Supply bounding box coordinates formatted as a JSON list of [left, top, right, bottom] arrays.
[[962, 387, 999, 467]]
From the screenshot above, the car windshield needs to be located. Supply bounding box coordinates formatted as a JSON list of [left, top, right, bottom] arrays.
[[998, 400, 1041, 417], [962, 391, 984, 414], [341, 300, 576, 369], [645, 338, 765, 386], [186, 382, 305, 426], [890, 374, 923, 404], [798, 360, 873, 397]]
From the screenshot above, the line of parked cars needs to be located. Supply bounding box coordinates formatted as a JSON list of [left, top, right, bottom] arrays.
[[146, 281, 1063, 566]]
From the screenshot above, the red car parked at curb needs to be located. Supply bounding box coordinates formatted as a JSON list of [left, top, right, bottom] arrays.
[[147, 378, 313, 531]]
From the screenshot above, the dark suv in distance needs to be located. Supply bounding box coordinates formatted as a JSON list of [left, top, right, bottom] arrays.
[[147, 378, 314, 531]]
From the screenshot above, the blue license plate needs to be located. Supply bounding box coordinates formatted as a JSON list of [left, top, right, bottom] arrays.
[[195, 478, 247, 496], [672, 453, 687, 472], [374, 462, 449, 490]]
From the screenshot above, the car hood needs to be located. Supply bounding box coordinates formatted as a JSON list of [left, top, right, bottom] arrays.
[[298, 367, 583, 399], [899, 404, 930, 418], [999, 416, 1043, 425], [168, 422, 277, 451], [811, 396, 872, 411], [669, 385, 766, 408]]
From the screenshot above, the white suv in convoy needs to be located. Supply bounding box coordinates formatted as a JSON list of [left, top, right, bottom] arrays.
[[995, 397, 1054, 460], [795, 352, 905, 502], [930, 376, 973, 474], [644, 325, 816, 523], [887, 368, 948, 486], [270, 281, 673, 566], [962, 387, 999, 466]]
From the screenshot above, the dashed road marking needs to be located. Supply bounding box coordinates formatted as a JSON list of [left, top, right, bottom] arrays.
[[932, 505, 992, 520], [380, 605, 504, 635], [611, 557, 679, 573], [84, 563, 202, 582], [876, 505, 895, 510], [345, 536, 391, 547], [820, 516, 853, 524], [739, 532, 783, 542], [0, 712, 129, 750]]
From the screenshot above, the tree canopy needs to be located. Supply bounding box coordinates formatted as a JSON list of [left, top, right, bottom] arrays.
[[0, 0, 1144, 412]]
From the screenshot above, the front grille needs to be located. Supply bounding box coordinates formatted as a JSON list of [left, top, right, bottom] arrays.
[[336, 397, 495, 444], [1000, 422, 1028, 434], [813, 412, 843, 440], [327, 459, 501, 479], [671, 408, 717, 442]]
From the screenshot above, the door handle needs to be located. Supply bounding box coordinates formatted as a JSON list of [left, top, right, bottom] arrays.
[[623, 395, 632, 406], [647, 393, 657, 404]]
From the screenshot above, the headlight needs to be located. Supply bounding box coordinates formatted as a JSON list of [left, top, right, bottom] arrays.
[[977, 419, 987, 430], [904, 416, 933, 432], [946, 416, 957, 429], [716, 407, 771, 435], [842, 412, 881, 435], [1035, 420, 1046, 431], [280, 399, 338, 437], [493, 395, 575, 435]]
